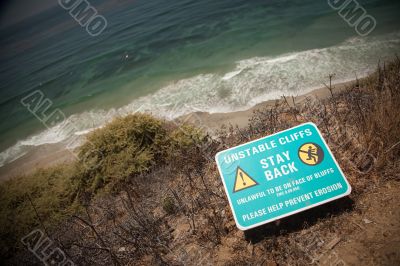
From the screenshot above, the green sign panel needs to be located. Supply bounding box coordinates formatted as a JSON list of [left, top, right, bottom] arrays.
[[215, 123, 351, 230]]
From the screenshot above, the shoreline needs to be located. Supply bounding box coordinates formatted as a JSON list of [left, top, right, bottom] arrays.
[[0, 80, 353, 182], [176, 79, 351, 132]]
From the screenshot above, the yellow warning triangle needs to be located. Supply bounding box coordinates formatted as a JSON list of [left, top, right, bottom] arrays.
[[233, 167, 259, 193]]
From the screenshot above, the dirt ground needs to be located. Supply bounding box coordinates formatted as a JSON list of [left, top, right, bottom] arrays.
[[332, 180, 400, 266], [211, 179, 400, 266]]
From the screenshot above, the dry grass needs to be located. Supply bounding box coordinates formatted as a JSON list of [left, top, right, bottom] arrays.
[[1, 59, 399, 265]]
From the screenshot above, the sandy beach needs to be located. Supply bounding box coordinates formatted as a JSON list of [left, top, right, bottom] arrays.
[[177, 80, 349, 131], [0, 80, 352, 182]]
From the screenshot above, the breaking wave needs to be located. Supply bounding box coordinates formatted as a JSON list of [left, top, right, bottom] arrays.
[[1, 32, 399, 167]]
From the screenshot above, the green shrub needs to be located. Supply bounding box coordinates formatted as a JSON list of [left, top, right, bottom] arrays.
[[0, 113, 209, 260], [162, 196, 176, 214], [75, 114, 170, 193], [74, 114, 208, 194], [169, 124, 206, 152], [0, 165, 79, 258]]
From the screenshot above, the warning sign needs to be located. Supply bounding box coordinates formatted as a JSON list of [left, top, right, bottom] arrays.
[[215, 123, 351, 230], [233, 167, 259, 193]]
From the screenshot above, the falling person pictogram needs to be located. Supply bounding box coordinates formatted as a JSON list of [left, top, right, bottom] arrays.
[[298, 143, 325, 166]]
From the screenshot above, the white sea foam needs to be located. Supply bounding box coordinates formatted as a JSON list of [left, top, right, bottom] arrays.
[[1, 32, 399, 167], [222, 69, 244, 80]]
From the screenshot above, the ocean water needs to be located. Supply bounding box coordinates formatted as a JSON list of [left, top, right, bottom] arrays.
[[0, 0, 400, 167]]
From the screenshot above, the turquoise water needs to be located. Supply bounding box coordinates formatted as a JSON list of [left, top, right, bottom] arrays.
[[0, 0, 400, 166]]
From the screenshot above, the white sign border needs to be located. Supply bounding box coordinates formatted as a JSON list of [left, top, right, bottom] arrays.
[[215, 122, 352, 231]]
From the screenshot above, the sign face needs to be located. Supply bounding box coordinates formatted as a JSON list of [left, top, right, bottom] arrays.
[[215, 123, 351, 230]]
